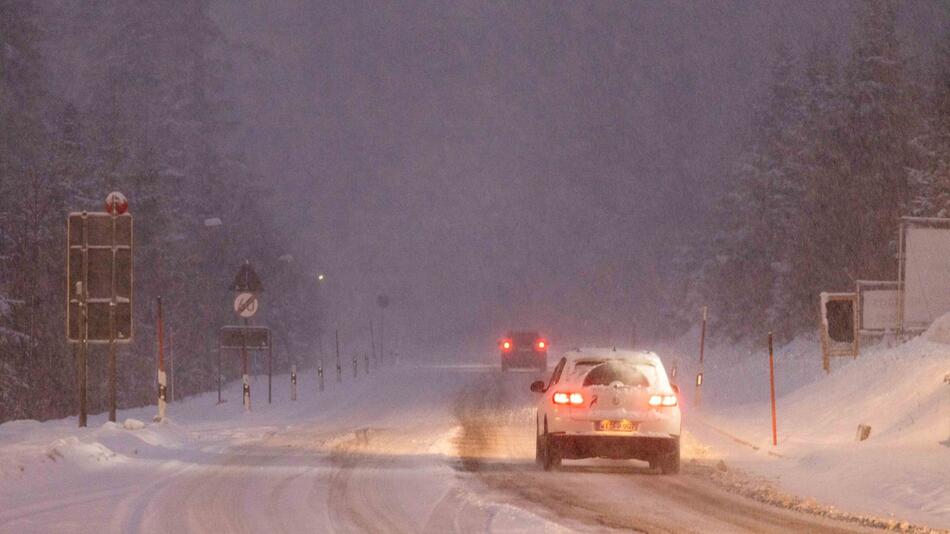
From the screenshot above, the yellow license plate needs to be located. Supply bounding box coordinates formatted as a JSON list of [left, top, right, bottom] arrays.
[[597, 420, 638, 432]]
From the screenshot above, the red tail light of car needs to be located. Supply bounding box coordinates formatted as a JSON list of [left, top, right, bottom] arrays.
[[536, 340, 546, 350], [501, 340, 512, 351], [553, 392, 585, 406]]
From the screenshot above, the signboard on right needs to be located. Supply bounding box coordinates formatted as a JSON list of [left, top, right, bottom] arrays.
[[899, 218, 950, 332], [856, 280, 899, 335]]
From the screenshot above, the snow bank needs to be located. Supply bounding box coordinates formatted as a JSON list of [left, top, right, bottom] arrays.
[[692, 317, 950, 529], [926, 312, 950, 345]]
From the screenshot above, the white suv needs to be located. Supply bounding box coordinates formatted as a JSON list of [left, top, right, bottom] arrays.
[[530, 348, 682, 473]]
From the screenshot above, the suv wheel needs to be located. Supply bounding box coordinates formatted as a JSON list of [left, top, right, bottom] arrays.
[[535, 432, 544, 467], [539, 418, 560, 471], [659, 438, 680, 475]]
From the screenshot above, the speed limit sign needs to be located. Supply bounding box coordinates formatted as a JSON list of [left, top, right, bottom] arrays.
[[234, 292, 259, 318]]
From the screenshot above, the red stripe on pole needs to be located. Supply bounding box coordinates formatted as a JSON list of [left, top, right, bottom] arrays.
[[768, 332, 777, 447]]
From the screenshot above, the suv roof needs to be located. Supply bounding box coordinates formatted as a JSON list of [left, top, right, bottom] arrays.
[[506, 331, 541, 340], [561, 348, 671, 389], [563, 347, 660, 362]]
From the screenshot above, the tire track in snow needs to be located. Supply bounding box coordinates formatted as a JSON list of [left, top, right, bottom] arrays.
[[451, 369, 881, 533]]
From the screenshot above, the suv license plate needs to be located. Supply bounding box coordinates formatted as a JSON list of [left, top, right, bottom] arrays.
[[597, 420, 638, 432]]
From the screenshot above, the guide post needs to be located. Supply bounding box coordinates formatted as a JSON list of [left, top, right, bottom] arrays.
[[768, 332, 778, 447], [377, 295, 389, 364], [370, 320, 377, 367], [157, 297, 167, 422], [291, 364, 297, 401], [696, 306, 707, 408]]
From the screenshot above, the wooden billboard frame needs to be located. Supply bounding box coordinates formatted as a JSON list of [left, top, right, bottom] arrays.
[[819, 292, 858, 372]]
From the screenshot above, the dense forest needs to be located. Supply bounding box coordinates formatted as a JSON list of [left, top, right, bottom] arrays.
[[0, 1, 325, 422], [2, 0, 950, 423], [672, 1, 950, 341]]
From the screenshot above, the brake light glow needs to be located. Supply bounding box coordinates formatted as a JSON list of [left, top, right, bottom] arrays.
[[537, 340, 546, 350], [649, 394, 678, 407], [553, 392, 584, 405], [502, 340, 511, 350]]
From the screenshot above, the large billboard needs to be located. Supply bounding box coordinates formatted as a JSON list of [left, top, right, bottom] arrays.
[[66, 212, 133, 343], [900, 219, 950, 331]]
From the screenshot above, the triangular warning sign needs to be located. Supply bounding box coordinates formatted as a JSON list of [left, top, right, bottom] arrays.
[[231, 261, 263, 292]]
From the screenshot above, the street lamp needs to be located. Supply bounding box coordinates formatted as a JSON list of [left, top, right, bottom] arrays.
[[203, 217, 226, 403]]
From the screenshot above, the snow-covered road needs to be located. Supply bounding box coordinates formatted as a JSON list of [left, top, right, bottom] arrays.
[[1, 362, 906, 533]]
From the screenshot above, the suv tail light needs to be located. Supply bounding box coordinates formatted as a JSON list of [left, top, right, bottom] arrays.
[[648, 394, 677, 407], [553, 392, 584, 406], [536, 340, 546, 350], [501, 339, 512, 351]]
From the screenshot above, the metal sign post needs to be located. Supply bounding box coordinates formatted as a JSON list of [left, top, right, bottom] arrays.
[[67, 194, 133, 427], [377, 295, 389, 365], [230, 261, 262, 412], [335, 329, 342, 383], [242, 319, 250, 412], [268, 334, 272, 405], [218, 325, 271, 410], [78, 279, 88, 427]]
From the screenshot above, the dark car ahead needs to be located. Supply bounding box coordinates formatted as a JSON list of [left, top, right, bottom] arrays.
[[500, 331, 547, 372]]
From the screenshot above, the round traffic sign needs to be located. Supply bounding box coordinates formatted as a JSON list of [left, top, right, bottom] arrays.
[[105, 191, 129, 214], [234, 292, 259, 318]]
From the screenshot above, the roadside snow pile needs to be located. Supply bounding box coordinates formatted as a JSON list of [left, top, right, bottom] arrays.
[[122, 418, 145, 430], [0, 418, 196, 484], [695, 317, 950, 530]]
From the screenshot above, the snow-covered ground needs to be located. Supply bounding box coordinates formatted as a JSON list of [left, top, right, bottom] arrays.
[[663, 318, 950, 530], [0, 362, 571, 533], [1, 331, 947, 533]]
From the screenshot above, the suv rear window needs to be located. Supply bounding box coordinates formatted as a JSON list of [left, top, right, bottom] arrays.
[[582, 361, 654, 388]]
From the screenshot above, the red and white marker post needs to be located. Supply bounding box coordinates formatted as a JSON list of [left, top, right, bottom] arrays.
[[696, 306, 707, 408], [156, 296, 167, 422], [768, 332, 778, 447]]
